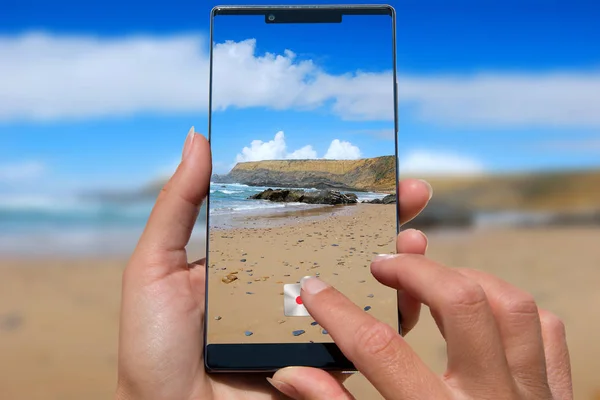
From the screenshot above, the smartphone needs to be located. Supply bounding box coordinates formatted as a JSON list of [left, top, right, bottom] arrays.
[[204, 4, 399, 372]]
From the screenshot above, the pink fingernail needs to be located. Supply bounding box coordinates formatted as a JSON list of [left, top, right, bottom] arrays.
[[300, 276, 329, 295], [266, 377, 300, 398], [373, 254, 399, 262], [182, 126, 195, 160], [418, 179, 433, 200]]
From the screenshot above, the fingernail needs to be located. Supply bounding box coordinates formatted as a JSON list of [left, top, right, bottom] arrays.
[[416, 229, 429, 252], [182, 126, 195, 160], [266, 377, 300, 399], [300, 275, 329, 295], [419, 179, 433, 200], [373, 254, 399, 262], [411, 228, 427, 242]]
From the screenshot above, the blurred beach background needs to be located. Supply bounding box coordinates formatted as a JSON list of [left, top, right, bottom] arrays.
[[2, 1, 600, 399]]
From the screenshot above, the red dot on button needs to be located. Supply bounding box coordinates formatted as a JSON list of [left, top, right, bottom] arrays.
[[295, 296, 303, 305]]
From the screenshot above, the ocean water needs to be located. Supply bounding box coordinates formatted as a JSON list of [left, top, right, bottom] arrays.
[[0, 184, 387, 257], [209, 183, 386, 216], [1, 184, 571, 257]]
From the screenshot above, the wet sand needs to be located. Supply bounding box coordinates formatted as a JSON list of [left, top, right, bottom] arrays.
[[1, 225, 600, 399]]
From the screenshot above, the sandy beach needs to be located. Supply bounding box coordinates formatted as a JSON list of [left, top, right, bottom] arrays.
[[207, 204, 398, 344], [1, 221, 600, 398]]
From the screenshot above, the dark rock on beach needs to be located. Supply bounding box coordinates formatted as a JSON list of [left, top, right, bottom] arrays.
[[249, 189, 358, 205], [362, 194, 397, 204]]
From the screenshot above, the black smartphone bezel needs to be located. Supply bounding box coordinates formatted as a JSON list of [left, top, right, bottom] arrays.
[[204, 4, 400, 373]]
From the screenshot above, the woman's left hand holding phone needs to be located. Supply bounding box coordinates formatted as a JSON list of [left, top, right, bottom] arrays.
[[115, 127, 433, 400]]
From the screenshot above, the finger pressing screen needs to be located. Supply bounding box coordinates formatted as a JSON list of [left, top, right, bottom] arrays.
[[300, 276, 443, 400]]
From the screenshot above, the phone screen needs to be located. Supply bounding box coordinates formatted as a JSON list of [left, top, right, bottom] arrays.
[[205, 6, 398, 369]]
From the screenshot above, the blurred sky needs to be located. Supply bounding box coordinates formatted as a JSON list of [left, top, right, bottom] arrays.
[[1, 0, 600, 200]]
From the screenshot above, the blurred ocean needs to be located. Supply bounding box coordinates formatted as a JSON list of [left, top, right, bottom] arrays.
[[0, 183, 387, 257]]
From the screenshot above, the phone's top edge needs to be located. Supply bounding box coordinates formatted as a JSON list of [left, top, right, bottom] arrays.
[[213, 4, 393, 9], [212, 4, 394, 14]]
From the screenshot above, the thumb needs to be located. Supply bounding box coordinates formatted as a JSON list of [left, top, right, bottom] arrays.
[[269, 367, 355, 400], [131, 127, 211, 277]]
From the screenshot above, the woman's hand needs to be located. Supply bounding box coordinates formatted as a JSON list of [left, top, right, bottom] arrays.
[[115, 127, 434, 400], [270, 256, 573, 400]]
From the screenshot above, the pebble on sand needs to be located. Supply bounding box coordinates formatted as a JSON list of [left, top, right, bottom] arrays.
[[311, 321, 318, 326], [214, 316, 222, 320], [292, 330, 305, 336], [244, 331, 253, 336], [240, 259, 247, 262], [367, 294, 374, 298], [322, 329, 328, 334], [246, 291, 254, 295], [221, 274, 238, 284], [364, 306, 372, 311]]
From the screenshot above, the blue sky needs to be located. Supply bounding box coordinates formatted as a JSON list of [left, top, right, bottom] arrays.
[[1, 0, 600, 199]]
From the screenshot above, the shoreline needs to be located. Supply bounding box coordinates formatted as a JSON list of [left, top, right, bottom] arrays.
[[210, 181, 395, 194], [209, 202, 363, 230]]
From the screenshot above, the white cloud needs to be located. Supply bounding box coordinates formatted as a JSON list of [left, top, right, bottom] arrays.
[[0, 32, 391, 122], [0, 32, 208, 121], [323, 139, 362, 159], [235, 131, 287, 162], [2, 31, 600, 127], [398, 72, 600, 127], [0, 161, 45, 182], [234, 131, 318, 162], [399, 150, 484, 176], [287, 145, 318, 159], [234, 131, 360, 165]]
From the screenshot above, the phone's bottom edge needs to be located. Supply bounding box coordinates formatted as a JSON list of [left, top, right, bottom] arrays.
[[205, 342, 356, 373]]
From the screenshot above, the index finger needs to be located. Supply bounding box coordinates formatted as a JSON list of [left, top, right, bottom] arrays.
[[300, 276, 445, 400]]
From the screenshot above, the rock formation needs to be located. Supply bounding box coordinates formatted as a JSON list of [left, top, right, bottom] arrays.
[[248, 189, 358, 205]]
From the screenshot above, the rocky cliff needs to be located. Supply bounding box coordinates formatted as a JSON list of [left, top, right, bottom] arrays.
[[212, 156, 396, 192]]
